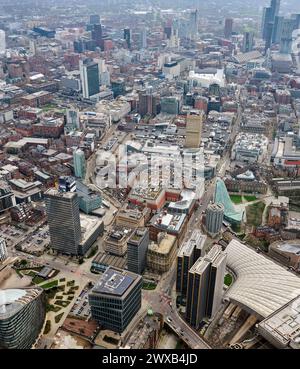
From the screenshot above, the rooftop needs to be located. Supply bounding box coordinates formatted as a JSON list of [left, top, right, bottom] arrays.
[[92, 267, 139, 296], [226, 239, 300, 319]]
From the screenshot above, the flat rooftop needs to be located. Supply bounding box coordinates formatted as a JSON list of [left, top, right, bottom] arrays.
[[92, 267, 138, 296], [258, 295, 300, 349]]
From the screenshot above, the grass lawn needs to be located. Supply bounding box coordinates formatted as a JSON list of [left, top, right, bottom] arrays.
[[43, 320, 51, 335], [40, 280, 58, 290], [246, 201, 266, 227], [142, 282, 157, 290], [26, 270, 38, 278], [33, 275, 46, 284], [230, 195, 243, 204], [224, 274, 233, 287], [243, 195, 257, 202], [55, 313, 64, 324]]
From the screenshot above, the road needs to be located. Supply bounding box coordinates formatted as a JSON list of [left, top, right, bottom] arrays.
[[141, 107, 242, 349]]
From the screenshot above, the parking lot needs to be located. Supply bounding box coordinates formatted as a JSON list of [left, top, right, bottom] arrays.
[[69, 284, 93, 320]]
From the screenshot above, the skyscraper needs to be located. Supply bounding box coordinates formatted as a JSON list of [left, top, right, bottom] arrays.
[[89, 266, 142, 333], [140, 28, 147, 49], [0, 287, 45, 349], [185, 245, 227, 329], [189, 10, 199, 38], [242, 32, 254, 53], [127, 228, 149, 275], [205, 203, 224, 237], [272, 15, 284, 44], [280, 18, 297, 54], [90, 14, 100, 25], [91, 24, 103, 48], [224, 18, 233, 39], [176, 230, 206, 298], [184, 110, 203, 148], [73, 148, 86, 179], [45, 189, 81, 256], [79, 58, 100, 99], [124, 28, 131, 49], [262, 0, 280, 44], [0, 30, 6, 55]]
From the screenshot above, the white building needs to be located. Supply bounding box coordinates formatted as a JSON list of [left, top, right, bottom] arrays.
[[0, 30, 6, 55], [0, 238, 8, 262]]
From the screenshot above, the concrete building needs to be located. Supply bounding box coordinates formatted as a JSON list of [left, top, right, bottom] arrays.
[[115, 206, 150, 228], [231, 133, 269, 164], [103, 225, 133, 256], [0, 30, 6, 55], [79, 58, 100, 99], [205, 203, 224, 237], [160, 96, 181, 115], [224, 18, 233, 39], [89, 267, 142, 333], [73, 148, 86, 179], [45, 189, 81, 256], [0, 238, 7, 262], [0, 287, 45, 349], [147, 233, 177, 273], [185, 110, 203, 148], [127, 228, 149, 275], [258, 296, 300, 349], [185, 245, 227, 329], [242, 32, 254, 53], [176, 230, 207, 297], [268, 240, 300, 271]]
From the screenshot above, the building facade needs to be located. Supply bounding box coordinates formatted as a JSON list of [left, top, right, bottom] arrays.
[[127, 228, 149, 275], [185, 245, 227, 329], [89, 267, 142, 333], [45, 189, 81, 256], [0, 287, 45, 349]]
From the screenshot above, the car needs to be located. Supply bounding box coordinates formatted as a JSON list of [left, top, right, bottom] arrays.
[[166, 317, 172, 323]]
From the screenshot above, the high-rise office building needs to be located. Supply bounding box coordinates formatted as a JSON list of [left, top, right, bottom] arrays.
[[0, 30, 6, 55], [0, 182, 16, 213], [140, 28, 147, 49], [79, 58, 100, 99], [127, 228, 149, 275], [45, 189, 81, 256], [242, 32, 254, 53], [189, 10, 198, 38], [0, 238, 7, 262], [184, 110, 203, 148], [292, 14, 300, 29], [90, 14, 100, 25], [205, 203, 224, 236], [65, 109, 80, 133], [185, 245, 227, 329], [262, 0, 280, 44], [224, 18, 233, 39], [280, 18, 297, 54], [272, 15, 284, 44], [138, 88, 160, 117], [124, 28, 131, 49], [73, 148, 86, 179], [91, 23, 103, 48], [0, 287, 45, 349], [176, 230, 207, 297], [89, 266, 142, 333]]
